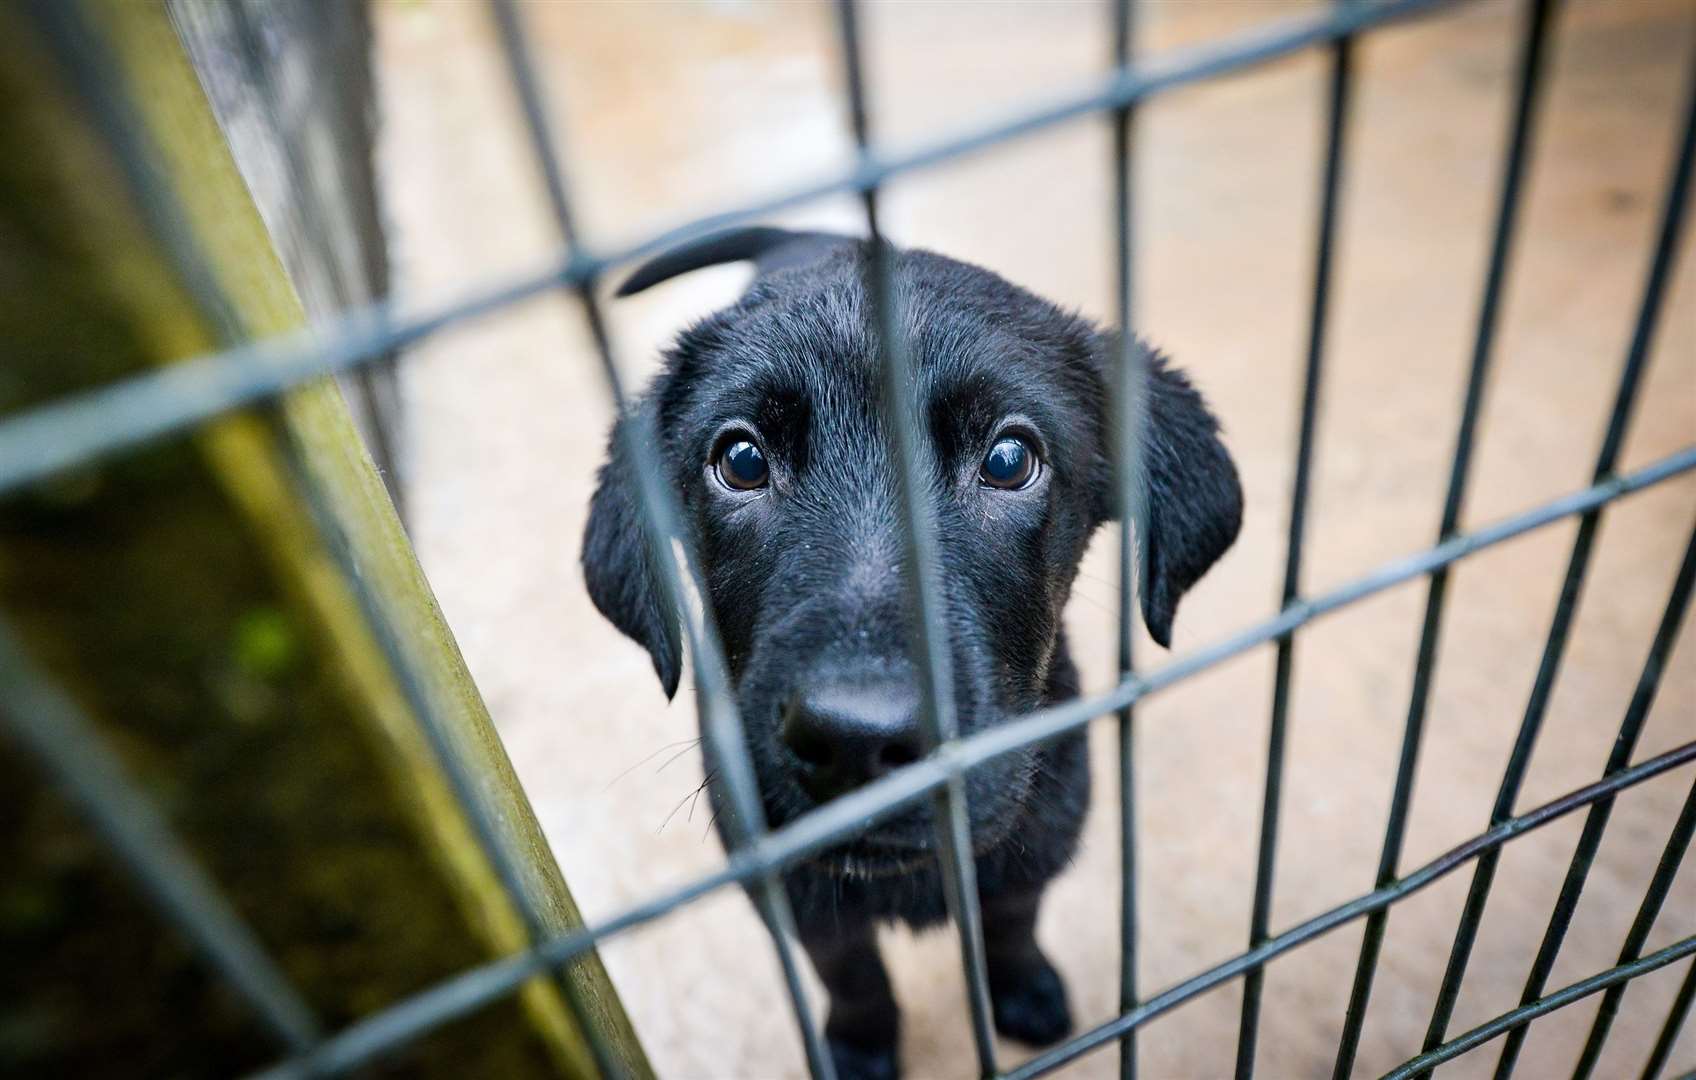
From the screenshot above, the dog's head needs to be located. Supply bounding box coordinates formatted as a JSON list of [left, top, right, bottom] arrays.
[[584, 229, 1240, 865]]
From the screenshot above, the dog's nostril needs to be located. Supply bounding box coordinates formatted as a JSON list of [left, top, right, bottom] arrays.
[[878, 742, 920, 769], [782, 716, 835, 769]]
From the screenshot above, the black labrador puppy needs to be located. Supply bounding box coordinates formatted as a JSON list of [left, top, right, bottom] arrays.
[[584, 227, 1241, 1079]]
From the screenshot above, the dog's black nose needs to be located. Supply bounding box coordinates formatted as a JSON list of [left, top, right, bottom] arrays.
[[782, 680, 923, 802]]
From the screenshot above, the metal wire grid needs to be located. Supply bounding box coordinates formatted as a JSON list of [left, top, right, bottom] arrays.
[[1, 0, 1694, 1078]]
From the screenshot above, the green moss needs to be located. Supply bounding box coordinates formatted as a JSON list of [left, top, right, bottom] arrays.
[[232, 607, 301, 681]]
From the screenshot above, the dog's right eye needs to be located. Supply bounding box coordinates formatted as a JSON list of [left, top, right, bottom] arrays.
[[714, 436, 769, 491], [981, 434, 1037, 490]]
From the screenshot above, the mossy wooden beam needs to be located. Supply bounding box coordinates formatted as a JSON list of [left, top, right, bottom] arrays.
[[0, 3, 650, 1077]]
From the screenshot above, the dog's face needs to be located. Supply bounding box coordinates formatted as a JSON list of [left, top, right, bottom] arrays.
[[584, 241, 1240, 869]]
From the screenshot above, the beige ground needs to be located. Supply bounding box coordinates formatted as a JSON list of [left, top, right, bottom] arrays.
[[373, 1, 1696, 1077]]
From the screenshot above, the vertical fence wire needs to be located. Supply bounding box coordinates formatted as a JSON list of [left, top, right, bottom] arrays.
[[289, 465, 629, 1078], [1638, 959, 1696, 1080], [1329, 1, 1556, 1072], [1418, 37, 1696, 1070], [830, 3, 1000, 1072], [220, 22, 633, 1048], [220, 9, 406, 524], [1564, 536, 1696, 1080], [52, 0, 647, 1063], [87, 0, 631, 1062], [485, 4, 837, 1078], [0, 619, 322, 1054], [1570, 771, 1696, 1080], [997, 741, 1696, 1080], [1232, 8, 1355, 1078], [1377, 933, 1696, 1080], [1109, 3, 1143, 1079], [1490, 519, 1696, 1080]]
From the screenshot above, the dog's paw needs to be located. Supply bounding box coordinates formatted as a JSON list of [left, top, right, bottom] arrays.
[[827, 1035, 900, 1080], [990, 958, 1073, 1047]]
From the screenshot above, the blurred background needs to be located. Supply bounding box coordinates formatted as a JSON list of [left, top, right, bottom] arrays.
[[3, 1, 1692, 1077], [378, 1, 1694, 1077]]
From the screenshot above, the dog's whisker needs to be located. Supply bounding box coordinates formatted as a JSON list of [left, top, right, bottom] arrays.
[[657, 792, 695, 834], [659, 772, 715, 834], [655, 740, 703, 775], [1064, 588, 1116, 617], [687, 769, 718, 823], [605, 736, 704, 791]]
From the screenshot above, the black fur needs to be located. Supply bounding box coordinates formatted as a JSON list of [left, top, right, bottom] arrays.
[[584, 227, 1241, 1078]]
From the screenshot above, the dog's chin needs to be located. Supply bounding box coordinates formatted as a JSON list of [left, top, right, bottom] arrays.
[[809, 804, 1026, 881]]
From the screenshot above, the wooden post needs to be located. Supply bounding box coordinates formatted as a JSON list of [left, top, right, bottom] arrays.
[[0, 3, 650, 1076]]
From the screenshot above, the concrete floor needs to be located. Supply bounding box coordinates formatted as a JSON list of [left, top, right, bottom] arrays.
[[375, 1, 1695, 1076]]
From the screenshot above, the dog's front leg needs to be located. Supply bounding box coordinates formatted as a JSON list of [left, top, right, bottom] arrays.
[[801, 921, 901, 1080], [982, 888, 1073, 1047]]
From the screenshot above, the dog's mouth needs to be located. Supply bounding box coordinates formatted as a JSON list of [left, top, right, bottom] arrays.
[[807, 785, 1032, 880], [815, 834, 932, 880], [780, 742, 1046, 881], [820, 849, 929, 880]]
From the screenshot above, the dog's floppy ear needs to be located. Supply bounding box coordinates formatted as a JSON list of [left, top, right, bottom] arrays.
[[1099, 338, 1243, 648], [582, 413, 683, 698]]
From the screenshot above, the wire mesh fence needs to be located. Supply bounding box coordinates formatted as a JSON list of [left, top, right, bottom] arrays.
[[2, 0, 1694, 1078]]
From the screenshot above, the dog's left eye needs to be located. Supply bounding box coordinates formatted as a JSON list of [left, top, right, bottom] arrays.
[[715, 437, 769, 491], [981, 435, 1037, 490]]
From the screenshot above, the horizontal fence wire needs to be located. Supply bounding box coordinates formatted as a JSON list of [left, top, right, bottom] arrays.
[[244, 440, 1696, 1078], [832, 0, 1000, 1073], [1570, 766, 1696, 1080], [0, 618, 321, 1053], [1332, 0, 1556, 1071], [1003, 747, 1696, 1080], [1419, 34, 1696, 1073], [485, 3, 836, 1078], [247, 736, 1696, 1079], [1236, 3, 1356, 1075], [0, 0, 1465, 500]]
